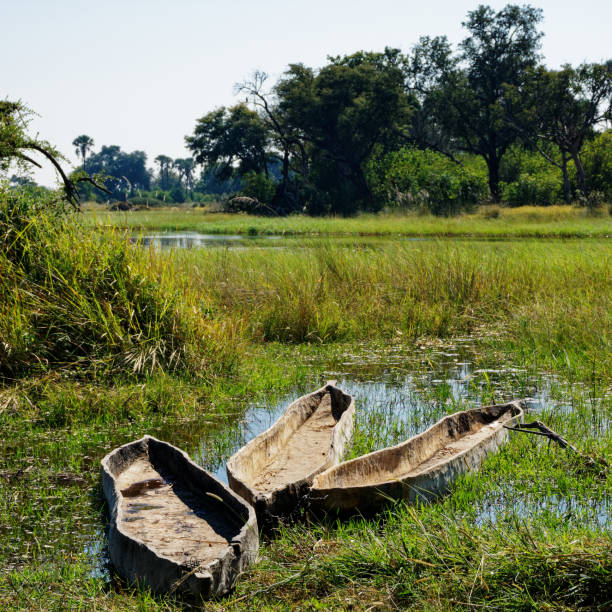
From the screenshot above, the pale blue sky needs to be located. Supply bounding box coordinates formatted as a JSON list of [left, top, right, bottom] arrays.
[[3, 0, 611, 185]]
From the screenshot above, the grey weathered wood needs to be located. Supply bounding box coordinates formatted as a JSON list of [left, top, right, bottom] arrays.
[[310, 401, 524, 514], [504, 420, 608, 470], [226, 384, 355, 528], [101, 436, 258, 597]]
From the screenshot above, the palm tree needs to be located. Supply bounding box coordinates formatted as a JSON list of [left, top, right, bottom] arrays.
[[155, 154, 173, 190], [72, 135, 94, 163], [173, 158, 195, 195]]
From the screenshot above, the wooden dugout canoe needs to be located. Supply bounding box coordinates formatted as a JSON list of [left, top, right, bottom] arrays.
[[101, 436, 258, 597], [226, 383, 355, 527], [310, 401, 523, 514]]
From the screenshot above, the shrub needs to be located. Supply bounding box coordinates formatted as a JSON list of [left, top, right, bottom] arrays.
[[242, 171, 276, 204], [499, 145, 565, 206], [368, 148, 488, 215], [0, 185, 239, 380], [500, 145, 566, 206], [128, 195, 166, 207], [581, 130, 612, 201], [502, 172, 562, 207], [169, 185, 186, 204]]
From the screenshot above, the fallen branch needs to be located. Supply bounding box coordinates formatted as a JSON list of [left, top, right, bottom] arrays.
[[504, 420, 608, 472]]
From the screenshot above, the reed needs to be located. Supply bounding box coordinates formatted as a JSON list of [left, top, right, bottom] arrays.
[[175, 239, 611, 379], [1, 190, 610, 610], [0, 187, 240, 380]]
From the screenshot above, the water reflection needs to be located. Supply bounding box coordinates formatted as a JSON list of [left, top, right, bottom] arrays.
[[134, 231, 431, 250], [193, 346, 610, 530], [135, 232, 281, 249], [64, 342, 608, 579]]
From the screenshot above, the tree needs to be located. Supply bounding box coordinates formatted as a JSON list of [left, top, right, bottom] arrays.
[[1, 100, 102, 207], [512, 63, 612, 198], [186, 104, 270, 181], [195, 164, 242, 195], [72, 135, 95, 163], [275, 48, 412, 213], [411, 4, 544, 201], [405, 36, 460, 160], [235, 71, 309, 211], [154, 154, 173, 190], [173, 157, 195, 196], [83, 145, 150, 200]]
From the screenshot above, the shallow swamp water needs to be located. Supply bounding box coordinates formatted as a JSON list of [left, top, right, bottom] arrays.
[[3, 339, 607, 585], [133, 230, 431, 250]]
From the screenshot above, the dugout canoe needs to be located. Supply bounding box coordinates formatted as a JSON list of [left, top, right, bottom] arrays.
[[310, 400, 524, 514], [226, 383, 355, 527], [101, 436, 258, 597]]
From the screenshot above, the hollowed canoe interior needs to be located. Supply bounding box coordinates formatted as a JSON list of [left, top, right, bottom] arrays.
[[233, 387, 351, 493], [314, 404, 517, 489], [108, 439, 246, 567]]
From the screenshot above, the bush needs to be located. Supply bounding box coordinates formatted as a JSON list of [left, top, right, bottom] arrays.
[[0, 185, 239, 380], [127, 196, 166, 207], [169, 185, 186, 204], [500, 146, 565, 206], [368, 148, 488, 215], [502, 172, 562, 207], [241, 171, 276, 204], [581, 130, 612, 201]]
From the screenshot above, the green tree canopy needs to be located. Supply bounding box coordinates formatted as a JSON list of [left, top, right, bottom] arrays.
[[275, 48, 412, 213], [82, 145, 150, 199], [173, 157, 195, 194], [154, 154, 173, 190], [1, 101, 99, 206], [410, 4, 544, 201], [72, 134, 95, 163], [510, 62, 612, 197], [186, 104, 270, 181]]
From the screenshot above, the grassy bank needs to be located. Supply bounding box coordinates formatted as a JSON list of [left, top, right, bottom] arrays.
[[1, 194, 611, 610], [0, 189, 240, 380], [3, 344, 608, 611], [84, 204, 612, 238]]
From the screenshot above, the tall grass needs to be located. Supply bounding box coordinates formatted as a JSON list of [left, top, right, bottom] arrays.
[[0, 187, 240, 380], [174, 239, 611, 378], [2, 190, 610, 610], [211, 386, 611, 610]]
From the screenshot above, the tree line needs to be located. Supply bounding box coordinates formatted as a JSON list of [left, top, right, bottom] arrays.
[[183, 3, 611, 214], [68, 136, 244, 205], [3, 4, 611, 215]]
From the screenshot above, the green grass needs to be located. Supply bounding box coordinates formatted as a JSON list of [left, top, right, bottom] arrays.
[[172, 238, 611, 380], [1, 194, 611, 610], [0, 344, 310, 611], [2, 347, 610, 610], [83, 204, 612, 238], [204, 372, 611, 610], [0, 188, 240, 379]]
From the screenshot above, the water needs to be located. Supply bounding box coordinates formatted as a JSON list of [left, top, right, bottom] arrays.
[[191, 345, 610, 530], [134, 231, 432, 250], [135, 232, 281, 249], [24, 341, 601, 579]]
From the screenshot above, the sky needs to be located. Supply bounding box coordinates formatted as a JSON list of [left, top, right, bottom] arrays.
[[3, 0, 611, 186]]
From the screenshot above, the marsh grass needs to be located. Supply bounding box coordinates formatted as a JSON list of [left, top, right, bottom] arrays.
[[174, 239, 611, 379], [209, 385, 611, 611], [1, 345, 610, 610], [0, 187, 241, 380], [84, 205, 612, 237], [2, 194, 611, 610], [0, 345, 309, 611]]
